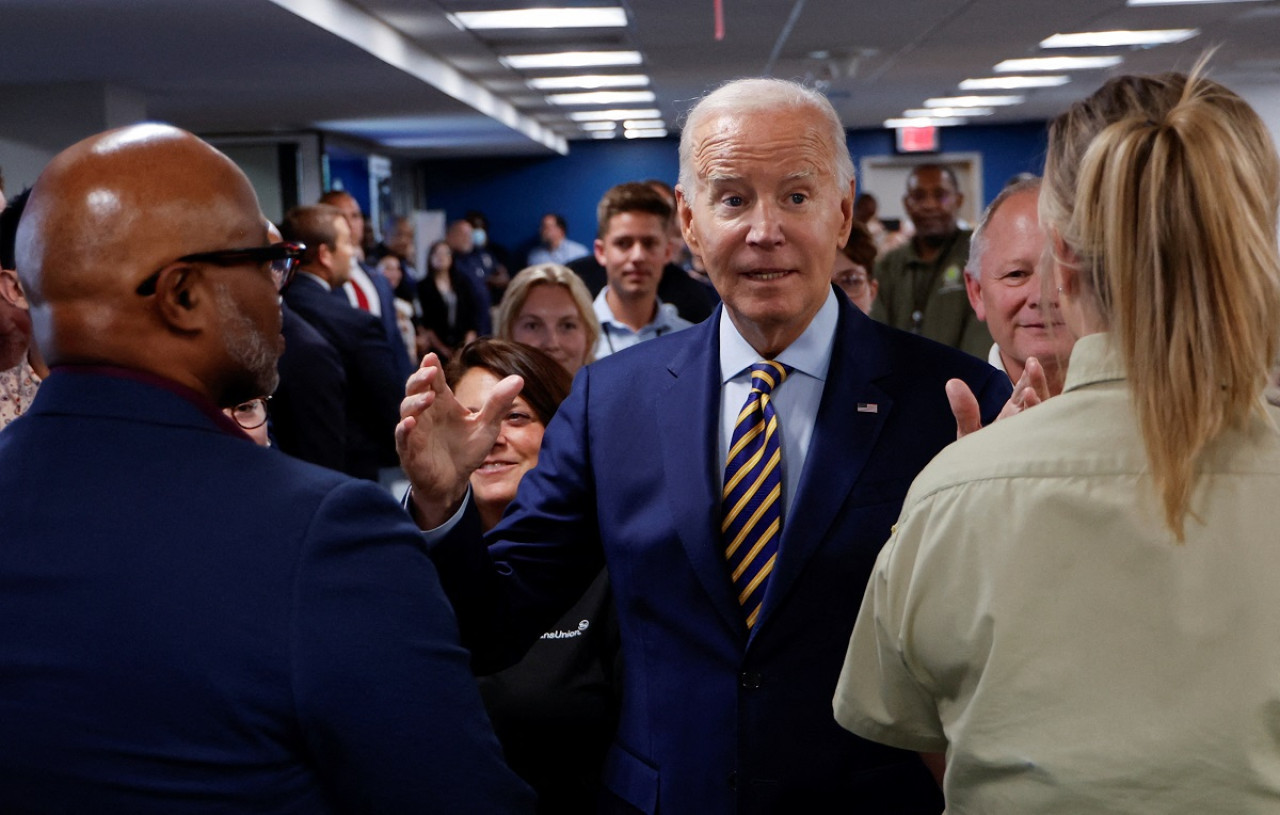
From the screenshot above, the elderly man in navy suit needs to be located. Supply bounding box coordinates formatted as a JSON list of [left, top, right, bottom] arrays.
[[0, 124, 531, 813], [399, 79, 1012, 814]]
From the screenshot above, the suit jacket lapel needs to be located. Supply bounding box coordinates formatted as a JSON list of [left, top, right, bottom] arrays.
[[656, 312, 746, 639], [757, 301, 894, 635]]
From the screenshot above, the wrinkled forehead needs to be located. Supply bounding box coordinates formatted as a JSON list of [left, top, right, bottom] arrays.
[[690, 109, 837, 186]]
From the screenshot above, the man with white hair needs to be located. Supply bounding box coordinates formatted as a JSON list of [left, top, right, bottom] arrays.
[[963, 177, 1072, 396], [400, 77, 1010, 814]]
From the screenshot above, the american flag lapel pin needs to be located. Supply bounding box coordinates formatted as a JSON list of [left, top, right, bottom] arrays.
[[856, 403, 878, 414]]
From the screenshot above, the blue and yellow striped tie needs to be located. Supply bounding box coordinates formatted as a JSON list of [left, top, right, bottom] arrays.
[[722, 360, 790, 629]]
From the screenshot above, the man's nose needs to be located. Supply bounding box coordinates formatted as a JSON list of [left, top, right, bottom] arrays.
[[746, 200, 784, 246]]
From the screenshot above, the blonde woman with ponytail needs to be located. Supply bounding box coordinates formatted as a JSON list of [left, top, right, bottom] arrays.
[[834, 69, 1280, 813]]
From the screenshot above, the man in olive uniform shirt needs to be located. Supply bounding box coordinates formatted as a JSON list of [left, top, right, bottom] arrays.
[[871, 164, 992, 358]]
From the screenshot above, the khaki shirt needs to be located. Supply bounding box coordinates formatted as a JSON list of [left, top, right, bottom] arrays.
[[836, 333, 1280, 813], [871, 230, 991, 359]]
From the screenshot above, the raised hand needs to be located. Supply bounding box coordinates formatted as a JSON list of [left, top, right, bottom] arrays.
[[947, 356, 1050, 440], [395, 353, 523, 528]]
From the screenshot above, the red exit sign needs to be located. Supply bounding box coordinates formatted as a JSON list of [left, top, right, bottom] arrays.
[[896, 126, 938, 153]]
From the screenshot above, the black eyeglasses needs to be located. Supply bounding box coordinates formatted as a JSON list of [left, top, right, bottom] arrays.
[[227, 396, 270, 430], [135, 242, 305, 296]]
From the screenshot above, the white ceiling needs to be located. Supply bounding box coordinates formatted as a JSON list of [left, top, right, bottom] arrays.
[[4, 0, 1279, 158]]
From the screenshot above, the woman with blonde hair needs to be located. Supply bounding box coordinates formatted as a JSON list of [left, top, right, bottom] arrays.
[[835, 69, 1280, 812], [494, 263, 599, 375]]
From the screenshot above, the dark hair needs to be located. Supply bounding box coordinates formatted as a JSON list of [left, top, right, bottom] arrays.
[[445, 338, 572, 425], [0, 188, 32, 271], [907, 163, 960, 192], [280, 204, 343, 264], [643, 178, 675, 202], [840, 220, 877, 275], [426, 240, 454, 274], [543, 213, 568, 232], [596, 182, 672, 238]]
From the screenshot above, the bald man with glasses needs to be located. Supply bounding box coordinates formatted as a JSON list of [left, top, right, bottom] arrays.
[[0, 124, 531, 813]]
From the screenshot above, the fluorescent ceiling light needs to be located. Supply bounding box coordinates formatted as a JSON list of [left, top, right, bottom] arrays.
[[623, 119, 665, 129], [625, 129, 668, 139], [569, 108, 662, 121], [925, 95, 1023, 107], [527, 74, 649, 90], [1128, 0, 1265, 5], [884, 117, 965, 128], [960, 75, 1070, 90], [590, 131, 617, 139], [501, 51, 643, 70], [996, 56, 1123, 72], [580, 121, 618, 131], [547, 90, 656, 106], [904, 107, 994, 118], [450, 8, 626, 30], [1040, 29, 1197, 48]]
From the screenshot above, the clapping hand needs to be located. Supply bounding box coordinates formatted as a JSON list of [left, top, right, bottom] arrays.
[[946, 356, 1050, 440]]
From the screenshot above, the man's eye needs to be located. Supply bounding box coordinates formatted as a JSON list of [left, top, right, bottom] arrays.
[[789, 193, 807, 205], [722, 195, 744, 207]]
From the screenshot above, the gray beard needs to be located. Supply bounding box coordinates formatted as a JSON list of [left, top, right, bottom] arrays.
[[215, 283, 279, 402]]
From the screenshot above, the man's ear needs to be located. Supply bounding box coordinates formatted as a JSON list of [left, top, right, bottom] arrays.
[[312, 242, 333, 276], [0, 269, 28, 309], [594, 238, 607, 267], [675, 185, 698, 253], [153, 264, 207, 333], [964, 270, 986, 321], [837, 179, 855, 248]]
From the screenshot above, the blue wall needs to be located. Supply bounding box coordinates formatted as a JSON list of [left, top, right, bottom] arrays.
[[419, 121, 1048, 268]]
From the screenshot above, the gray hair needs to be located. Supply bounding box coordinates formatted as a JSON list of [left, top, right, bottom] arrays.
[[678, 78, 854, 196], [965, 176, 1042, 280]]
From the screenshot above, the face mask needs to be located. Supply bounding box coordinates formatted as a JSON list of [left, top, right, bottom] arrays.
[[472, 228, 487, 246]]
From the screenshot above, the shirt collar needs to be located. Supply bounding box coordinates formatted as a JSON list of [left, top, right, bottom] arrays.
[[1061, 332, 1126, 393], [719, 287, 838, 384], [297, 271, 331, 292], [593, 287, 671, 331]]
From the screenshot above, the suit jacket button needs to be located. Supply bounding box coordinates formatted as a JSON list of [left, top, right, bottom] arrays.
[[739, 671, 762, 689]]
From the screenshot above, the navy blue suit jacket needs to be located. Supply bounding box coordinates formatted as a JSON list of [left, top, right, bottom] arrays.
[[432, 294, 1011, 815], [285, 274, 403, 480], [0, 369, 532, 813], [339, 263, 415, 384], [272, 304, 347, 471]]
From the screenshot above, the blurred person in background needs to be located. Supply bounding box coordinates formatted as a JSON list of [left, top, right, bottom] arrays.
[[467, 209, 511, 303], [528, 212, 589, 267], [833, 220, 878, 314], [417, 239, 479, 362], [495, 263, 598, 376], [0, 190, 47, 429]]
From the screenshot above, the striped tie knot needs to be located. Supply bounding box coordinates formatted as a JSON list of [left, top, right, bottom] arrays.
[[749, 360, 788, 396], [722, 359, 792, 630]]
